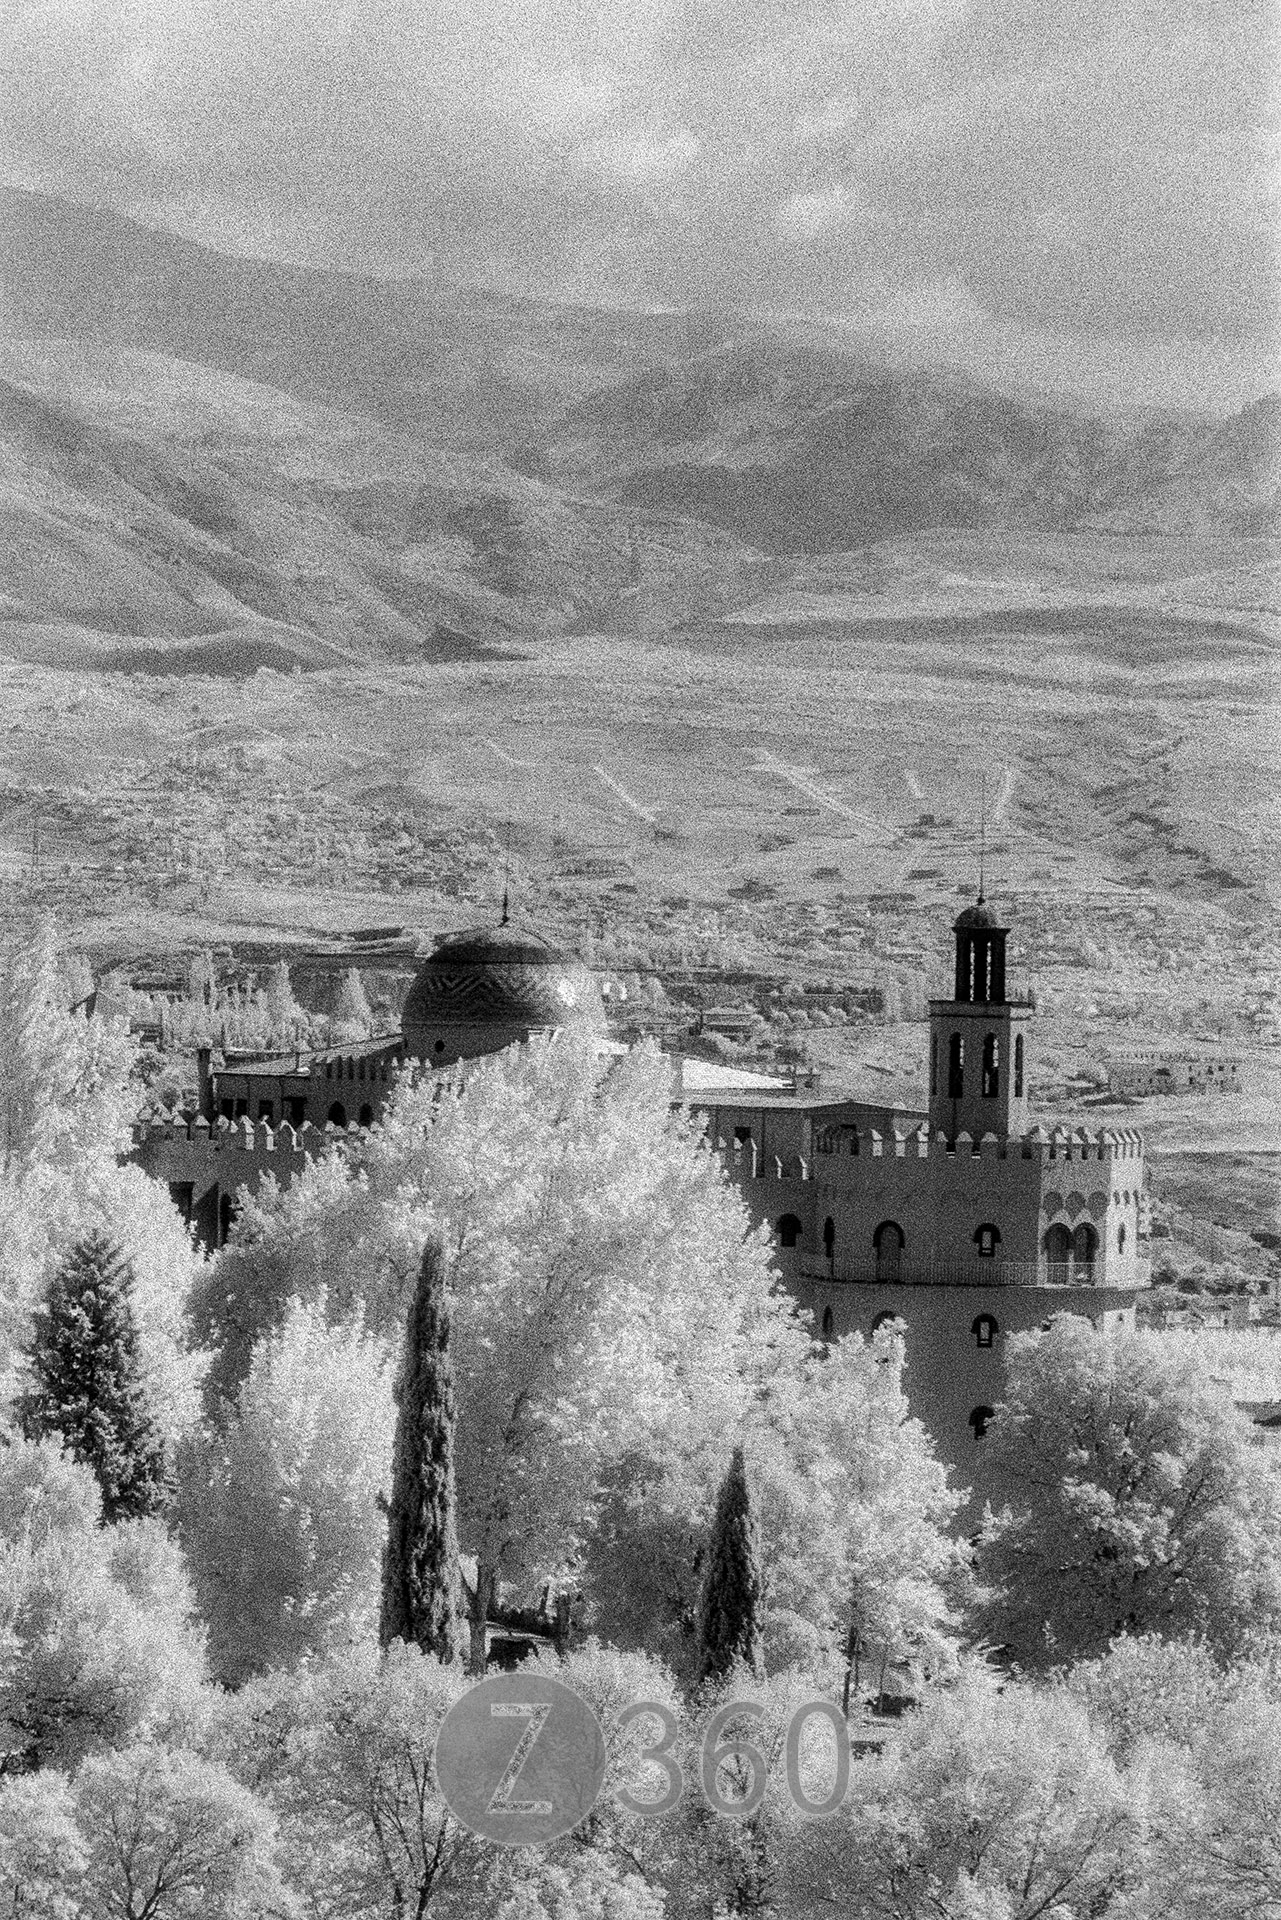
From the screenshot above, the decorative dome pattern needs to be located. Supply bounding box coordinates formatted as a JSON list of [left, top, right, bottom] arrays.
[[400, 925, 604, 1060]]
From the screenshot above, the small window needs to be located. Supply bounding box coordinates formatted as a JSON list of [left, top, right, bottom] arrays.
[[219, 1097, 236, 1121], [287, 1096, 307, 1127], [1014, 1033, 1025, 1098], [328, 1102, 348, 1128], [777, 1213, 803, 1249], [972, 1313, 998, 1349], [872, 1309, 902, 1334], [433, 1039, 446, 1055], [969, 1405, 995, 1440], [930, 1035, 938, 1097], [358, 1102, 374, 1127], [257, 1099, 275, 1125], [948, 1033, 964, 1098], [821, 1307, 834, 1342], [1118, 1224, 1127, 1254], [823, 1216, 836, 1258], [233, 1098, 249, 1120], [981, 1033, 999, 1098], [873, 1221, 905, 1279], [974, 1223, 1001, 1259]]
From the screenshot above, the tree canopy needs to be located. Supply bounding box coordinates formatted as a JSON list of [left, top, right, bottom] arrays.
[[977, 1314, 1281, 1667]]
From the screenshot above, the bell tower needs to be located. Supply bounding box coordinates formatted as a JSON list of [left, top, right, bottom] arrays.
[[928, 898, 1031, 1140]]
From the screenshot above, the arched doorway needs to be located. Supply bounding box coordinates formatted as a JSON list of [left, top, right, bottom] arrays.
[[1043, 1223, 1071, 1279], [328, 1102, 348, 1128], [776, 1213, 803, 1249], [1072, 1223, 1098, 1278]]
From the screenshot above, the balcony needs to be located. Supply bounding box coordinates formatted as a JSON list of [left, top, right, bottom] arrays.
[[795, 1256, 1152, 1291]]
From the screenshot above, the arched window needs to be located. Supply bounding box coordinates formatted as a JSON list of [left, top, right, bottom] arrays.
[[948, 1033, 964, 1098], [821, 1306, 834, 1342], [873, 1221, 905, 1279], [823, 1216, 836, 1259], [1014, 1033, 1024, 1098], [872, 1309, 902, 1334], [1043, 1223, 1072, 1273], [433, 1039, 446, 1055], [969, 1405, 995, 1440], [972, 1313, 998, 1348], [358, 1102, 374, 1127], [981, 1033, 999, 1098], [328, 1102, 348, 1128], [973, 1223, 1001, 1259], [930, 1035, 938, 1096], [1118, 1224, 1127, 1255], [1072, 1223, 1098, 1274], [777, 1213, 803, 1249]]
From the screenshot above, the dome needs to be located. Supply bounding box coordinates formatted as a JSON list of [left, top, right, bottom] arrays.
[[953, 898, 1004, 931], [400, 924, 605, 1064]]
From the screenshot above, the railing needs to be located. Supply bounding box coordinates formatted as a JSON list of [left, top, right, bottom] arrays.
[[795, 1256, 1152, 1291]]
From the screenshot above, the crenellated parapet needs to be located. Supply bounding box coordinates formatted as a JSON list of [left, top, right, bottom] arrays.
[[130, 1110, 376, 1162], [811, 1119, 1144, 1167]]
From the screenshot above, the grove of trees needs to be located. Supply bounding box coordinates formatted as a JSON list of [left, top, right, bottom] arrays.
[[1, 918, 1280, 1918]]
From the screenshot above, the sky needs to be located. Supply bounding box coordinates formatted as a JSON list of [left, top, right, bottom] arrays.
[[3, 0, 1279, 405]]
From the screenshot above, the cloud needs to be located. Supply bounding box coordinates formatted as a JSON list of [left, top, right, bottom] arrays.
[[2, 0, 1277, 398]]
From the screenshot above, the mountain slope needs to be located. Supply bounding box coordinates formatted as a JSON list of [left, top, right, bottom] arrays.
[[0, 339, 766, 667], [516, 340, 1281, 553]]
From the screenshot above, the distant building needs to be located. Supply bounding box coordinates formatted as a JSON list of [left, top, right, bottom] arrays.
[[1107, 1051, 1240, 1097]]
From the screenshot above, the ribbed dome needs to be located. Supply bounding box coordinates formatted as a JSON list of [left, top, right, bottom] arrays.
[[400, 924, 605, 1063]]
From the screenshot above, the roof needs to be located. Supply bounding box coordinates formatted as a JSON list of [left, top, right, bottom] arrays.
[[401, 921, 605, 1047], [953, 897, 1005, 931]]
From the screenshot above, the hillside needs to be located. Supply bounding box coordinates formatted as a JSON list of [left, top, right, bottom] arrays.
[[4, 188, 1277, 572], [516, 341, 1281, 554], [0, 339, 767, 668]]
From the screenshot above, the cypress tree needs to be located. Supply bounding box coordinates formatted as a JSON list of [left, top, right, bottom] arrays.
[[379, 1234, 463, 1662], [697, 1445, 765, 1685], [20, 1229, 169, 1523]]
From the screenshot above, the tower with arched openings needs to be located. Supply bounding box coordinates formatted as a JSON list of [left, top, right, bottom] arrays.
[[694, 891, 1149, 1498], [927, 899, 1032, 1144]]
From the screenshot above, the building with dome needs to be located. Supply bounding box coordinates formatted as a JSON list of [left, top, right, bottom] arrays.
[[132, 919, 607, 1247], [130, 893, 1148, 1484]]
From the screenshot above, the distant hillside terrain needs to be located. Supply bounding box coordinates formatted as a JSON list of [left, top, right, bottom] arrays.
[[517, 342, 1281, 553], [0, 338, 766, 667], [4, 188, 1277, 579]]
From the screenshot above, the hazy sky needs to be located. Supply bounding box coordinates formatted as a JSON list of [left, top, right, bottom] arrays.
[[4, 0, 1278, 403]]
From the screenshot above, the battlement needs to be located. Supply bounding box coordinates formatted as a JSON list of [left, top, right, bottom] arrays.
[[711, 1119, 1143, 1184], [131, 1111, 373, 1159]]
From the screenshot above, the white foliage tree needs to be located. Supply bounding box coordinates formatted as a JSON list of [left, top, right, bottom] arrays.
[[978, 1315, 1281, 1667], [331, 968, 373, 1040], [200, 1037, 820, 1667], [178, 1299, 395, 1684], [0, 1433, 208, 1772], [0, 919, 209, 1436]]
